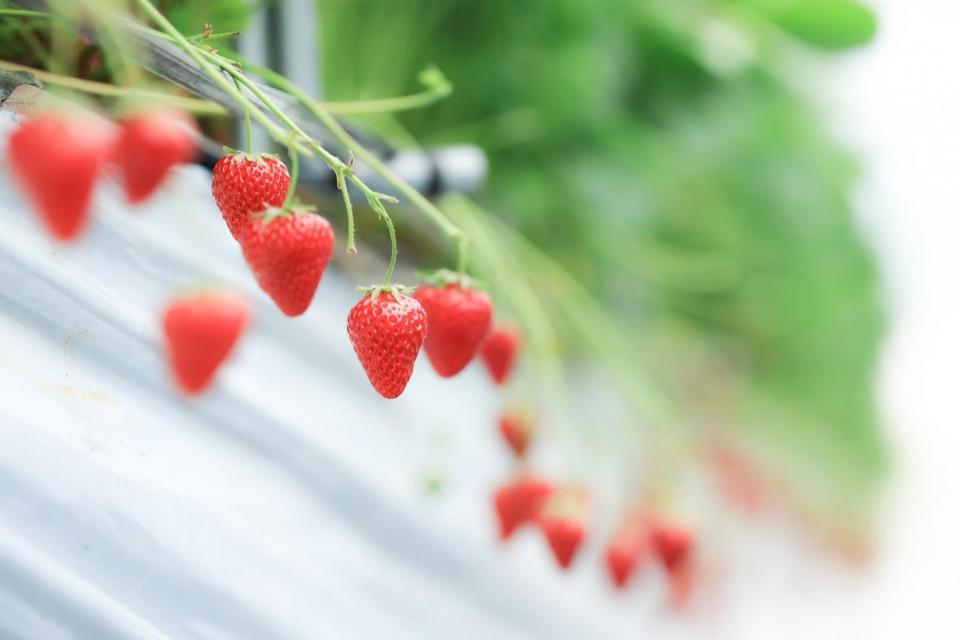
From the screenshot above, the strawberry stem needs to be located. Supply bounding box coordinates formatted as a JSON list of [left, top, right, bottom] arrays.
[[210, 50, 465, 267], [456, 235, 469, 274], [369, 197, 398, 287], [336, 168, 357, 254], [133, 0, 300, 147], [282, 145, 299, 210], [232, 75, 253, 153]]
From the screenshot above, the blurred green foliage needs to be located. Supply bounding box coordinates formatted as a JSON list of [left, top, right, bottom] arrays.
[[316, 0, 886, 520], [757, 0, 878, 50], [161, 0, 257, 35]]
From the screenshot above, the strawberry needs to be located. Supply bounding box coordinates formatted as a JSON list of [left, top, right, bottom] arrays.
[[115, 109, 197, 204], [667, 562, 696, 610], [347, 289, 428, 398], [212, 152, 290, 239], [604, 526, 649, 589], [493, 475, 554, 540], [539, 515, 586, 570], [651, 522, 693, 574], [8, 112, 115, 241], [480, 325, 522, 386], [537, 488, 588, 569], [498, 412, 534, 458], [239, 209, 335, 317], [413, 275, 492, 377], [162, 292, 250, 395]]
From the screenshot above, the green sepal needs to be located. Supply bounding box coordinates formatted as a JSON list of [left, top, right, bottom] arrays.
[[220, 148, 282, 165], [253, 200, 318, 224], [416, 268, 483, 290], [356, 284, 417, 300]]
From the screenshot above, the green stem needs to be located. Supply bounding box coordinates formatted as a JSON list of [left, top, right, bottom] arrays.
[[232, 74, 252, 152], [47, 3, 72, 77], [322, 84, 451, 116], [380, 206, 398, 287], [456, 235, 469, 274], [335, 168, 357, 253], [131, 0, 300, 146], [198, 48, 398, 281], [283, 146, 299, 210], [0, 8, 47, 19], [215, 50, 463, 243], [188, 31, 240, 42], [131, 7, 449, 286], [0, 60, 225, 113], [196, 48, 342, 167]]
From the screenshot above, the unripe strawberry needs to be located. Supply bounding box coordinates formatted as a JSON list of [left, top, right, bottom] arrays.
[[540, 516, 586, 570], [480, 325, 522, 385], [162, 292, 250, 395], [347, 290, 428, 399], [493, 475, 554, 540], [240, 209, 335, 317], [8, 112, 115, 241], [414, 282, 492, 377], [212, 153, 290, 239], [115, 109, 197, 203]]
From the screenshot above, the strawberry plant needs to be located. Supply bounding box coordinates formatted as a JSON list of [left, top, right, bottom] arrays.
[[0, 0, 887, 605]]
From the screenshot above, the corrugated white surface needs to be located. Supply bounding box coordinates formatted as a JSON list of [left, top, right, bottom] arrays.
[[0, 112, 659, 640]]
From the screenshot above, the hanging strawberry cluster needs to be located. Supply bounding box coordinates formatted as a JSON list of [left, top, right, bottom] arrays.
[[3, 0, 716, 610]]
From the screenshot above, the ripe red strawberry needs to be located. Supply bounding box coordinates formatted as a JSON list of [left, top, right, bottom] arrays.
[[212, 152, 290, 239], [162, 292, 250, 395], [540, 514, 586, 570], [8, 112, 115, 241], [115, 109, 197, 204], [480, 325, 522, 386], [347, 290, 428, 398], [414, 281, 492, 377], [240, 209, 335, 317], [499, 412, 534, 457], [493, 475, 553, 540], [651, 522, 693, 574], [538, 489, 588, 569], [604, 526, 649, 589]]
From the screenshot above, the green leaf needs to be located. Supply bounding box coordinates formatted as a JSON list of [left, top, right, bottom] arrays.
[[764, 0, 878, 50]]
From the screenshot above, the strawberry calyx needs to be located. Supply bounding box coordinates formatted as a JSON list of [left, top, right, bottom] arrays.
[[221, 147, 282, 165], [416, 268, 483, 290], [356, 284, 417, 301], [255, 201, 317, 224]]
